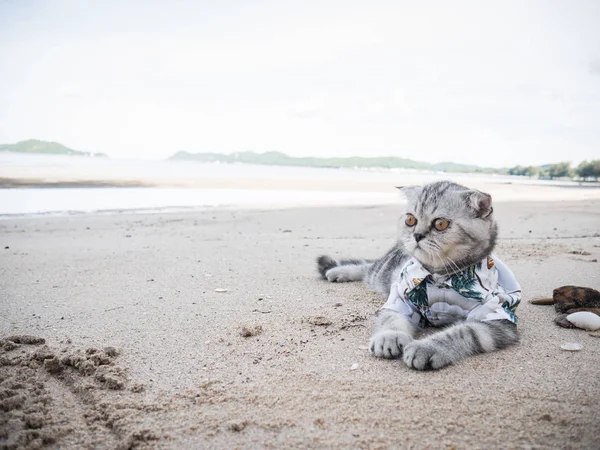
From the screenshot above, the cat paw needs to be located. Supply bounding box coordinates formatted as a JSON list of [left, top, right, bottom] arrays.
[[325, 267, 352, 282], [402, 342, 451, 370], [369, 330, 412, 359]]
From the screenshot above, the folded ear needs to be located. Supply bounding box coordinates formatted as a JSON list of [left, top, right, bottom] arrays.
[[395, 185, 421, 202], [463, 190, 493, 217]]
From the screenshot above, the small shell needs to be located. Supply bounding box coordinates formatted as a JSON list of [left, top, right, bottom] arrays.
[[566, 311, 600, 331], [560, 343, 583, 351], [215, 288, 228, 293], [350, 363, 359, 371]]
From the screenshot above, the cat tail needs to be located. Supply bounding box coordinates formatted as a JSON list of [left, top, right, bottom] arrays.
[[317, 255, 338, 278], [316, 255, 374, 282]]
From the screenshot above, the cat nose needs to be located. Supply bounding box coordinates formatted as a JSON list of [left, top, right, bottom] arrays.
[[414, 233, 425, 242]]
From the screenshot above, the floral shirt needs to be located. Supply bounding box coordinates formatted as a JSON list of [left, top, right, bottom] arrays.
[[381, 254, 521, 328]]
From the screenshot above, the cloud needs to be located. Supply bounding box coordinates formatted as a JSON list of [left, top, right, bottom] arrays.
[[1, 1, 599, 166]]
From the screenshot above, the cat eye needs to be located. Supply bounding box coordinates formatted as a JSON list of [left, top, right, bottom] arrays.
[[433, 218, 449, 231], [405, 214, 417, 227]]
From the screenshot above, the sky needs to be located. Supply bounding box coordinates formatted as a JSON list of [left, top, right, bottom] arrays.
[[0, 0, 599, 167]]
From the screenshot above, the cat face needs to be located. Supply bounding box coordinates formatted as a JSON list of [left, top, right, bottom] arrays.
[[397, 181, 498, 274]]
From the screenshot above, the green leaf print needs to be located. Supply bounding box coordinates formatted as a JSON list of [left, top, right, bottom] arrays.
[[449, 266, 484, 300], [502, 304, 518, 324], [406, 283, 429, 308]]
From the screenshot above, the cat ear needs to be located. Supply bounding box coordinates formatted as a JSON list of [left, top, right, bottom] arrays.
[[464, 190, 493, 217], [395, 185, 421, 201]]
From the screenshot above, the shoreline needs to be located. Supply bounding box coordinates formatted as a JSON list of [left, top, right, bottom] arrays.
[[2, 151, 598, 186], [3, 196, 600, 224], [2, 182, 600, 219], [2, 152, 599, 191], [3, 156, 600, 220], [2, 174, 599, 190]]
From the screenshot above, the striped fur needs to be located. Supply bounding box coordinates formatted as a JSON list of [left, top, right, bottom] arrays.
[[317, 245, 408, 293], [402, 319, 519, 370], [317, 181, 519, 370], [317, 255, 375, 282]]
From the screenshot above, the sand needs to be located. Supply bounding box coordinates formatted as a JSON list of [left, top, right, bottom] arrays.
[[1, 196, 600, 449]]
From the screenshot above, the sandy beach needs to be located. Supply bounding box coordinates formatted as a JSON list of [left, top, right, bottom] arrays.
[[1, 193, 600, 448]]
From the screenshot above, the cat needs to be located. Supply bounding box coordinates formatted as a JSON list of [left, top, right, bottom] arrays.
[[317, 180, 521, 370]]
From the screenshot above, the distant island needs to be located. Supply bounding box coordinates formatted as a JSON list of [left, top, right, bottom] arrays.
[[169, 150, 501, 174], [0, 139, 107, 158], [170, 151, 600, 180], [2, 140, 597, 181]]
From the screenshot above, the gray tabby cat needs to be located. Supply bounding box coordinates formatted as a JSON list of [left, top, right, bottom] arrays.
[[317, 180, 519, 370]]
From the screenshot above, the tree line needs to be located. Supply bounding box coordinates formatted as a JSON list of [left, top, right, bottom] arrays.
[[507, 160, 600, 181]]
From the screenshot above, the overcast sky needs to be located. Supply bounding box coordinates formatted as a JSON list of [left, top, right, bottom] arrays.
[[1, 0, 599, 167]]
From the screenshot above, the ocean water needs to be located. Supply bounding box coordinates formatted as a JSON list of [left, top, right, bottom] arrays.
[[0, 152, 513, 184], [0, 153, 584, 216], [0, 187, 400, 216]]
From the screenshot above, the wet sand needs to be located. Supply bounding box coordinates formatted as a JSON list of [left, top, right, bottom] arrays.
[[1, 198, 600, 448]]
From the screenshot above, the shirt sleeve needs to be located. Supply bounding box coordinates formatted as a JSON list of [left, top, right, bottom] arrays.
[[467, 291, 519, 324], [380, 282, 424, 327], [492, 254, 522, 294]]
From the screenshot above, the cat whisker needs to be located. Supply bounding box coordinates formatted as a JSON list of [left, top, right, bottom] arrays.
[[441, 256, 459, 274], [424, 242, 452, 276], [443, 255, 469, 282], [434, 251, 450, 276], [429, 246, 452, 276], [446, 255, 465, 274]]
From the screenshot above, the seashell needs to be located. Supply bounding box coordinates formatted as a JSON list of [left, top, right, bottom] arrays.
[[566, 311, 600, 331], [560, 343, 583, 351], [214, 288, 228, 293], [350, 363, 359, 371]]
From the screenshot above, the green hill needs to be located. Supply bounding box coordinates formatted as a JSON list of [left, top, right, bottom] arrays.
[[0, 139, 107, 157], [170, 151, 504, 174]]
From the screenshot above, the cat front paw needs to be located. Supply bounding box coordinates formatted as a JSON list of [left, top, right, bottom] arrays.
[[369, 330, 412, 359], [402, 342, 451, 370]]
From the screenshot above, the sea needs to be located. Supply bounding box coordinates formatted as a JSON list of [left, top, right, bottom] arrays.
[[0, 153, 581, 217]]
